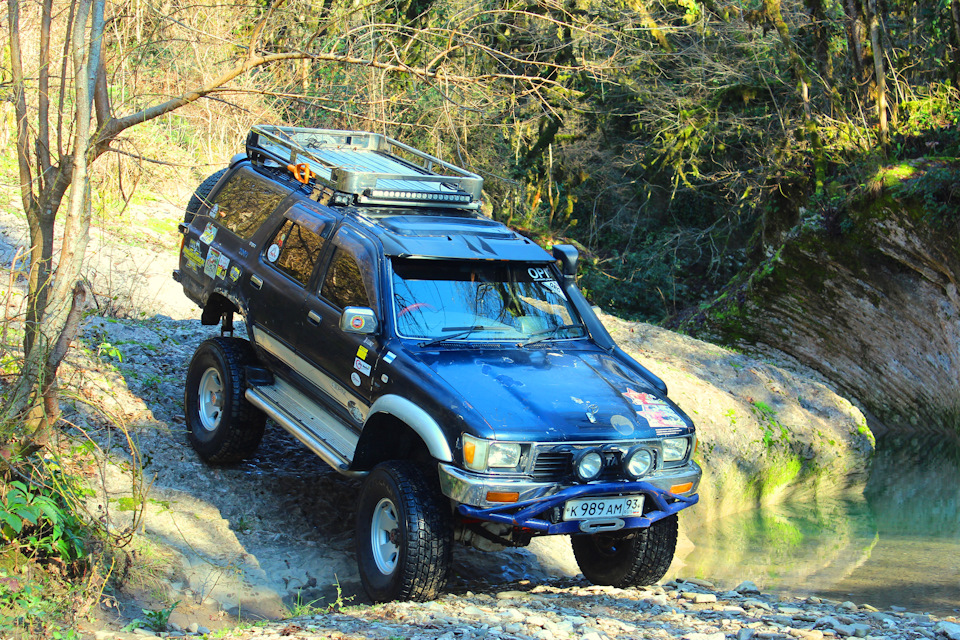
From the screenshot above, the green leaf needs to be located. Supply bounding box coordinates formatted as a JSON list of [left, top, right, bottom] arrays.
[[0, 513, 22, 534]]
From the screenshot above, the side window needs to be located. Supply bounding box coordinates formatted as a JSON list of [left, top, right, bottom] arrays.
[[211, 167, 286, 239], [267, 220, 326, 285], [320, 229, 378, 312]]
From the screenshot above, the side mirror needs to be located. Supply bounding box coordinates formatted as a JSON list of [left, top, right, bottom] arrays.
[[340, 307, 378, 334], [552, 244, 579, 285]]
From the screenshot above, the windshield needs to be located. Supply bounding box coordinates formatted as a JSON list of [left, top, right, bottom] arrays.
[[391, 259, 587, 343]]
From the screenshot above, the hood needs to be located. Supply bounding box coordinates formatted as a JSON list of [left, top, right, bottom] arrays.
[[415, 346, 693, 442]]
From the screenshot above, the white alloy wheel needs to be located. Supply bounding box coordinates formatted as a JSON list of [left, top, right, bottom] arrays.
[[198, 367, 224, 432], [371, 497, 400, 575]]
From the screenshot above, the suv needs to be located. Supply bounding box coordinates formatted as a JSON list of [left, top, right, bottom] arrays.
[[174, 126, 701, 603]]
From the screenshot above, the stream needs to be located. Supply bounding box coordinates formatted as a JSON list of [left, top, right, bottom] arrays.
[[671, 431, 960, 615]]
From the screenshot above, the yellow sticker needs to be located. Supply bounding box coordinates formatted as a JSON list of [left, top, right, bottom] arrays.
[[356, 345, 368, 360]]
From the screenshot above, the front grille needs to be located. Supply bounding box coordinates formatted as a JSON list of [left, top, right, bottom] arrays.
[[531, 451, 572, 481], [530, 448, 632, 483]]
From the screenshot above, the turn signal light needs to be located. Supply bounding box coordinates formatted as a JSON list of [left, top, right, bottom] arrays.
[[486, 491, 519, 503], [670, 482, 693, 495], [463, 440, 476, 464]]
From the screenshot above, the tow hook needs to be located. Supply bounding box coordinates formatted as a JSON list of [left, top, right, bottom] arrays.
[[579, 519, 625, 533]]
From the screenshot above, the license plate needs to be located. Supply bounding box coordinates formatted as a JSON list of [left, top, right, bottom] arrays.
[[563, 495, 645, 521]]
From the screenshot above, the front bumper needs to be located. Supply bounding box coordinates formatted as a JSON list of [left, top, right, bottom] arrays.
[[439, 461, 701, 536]]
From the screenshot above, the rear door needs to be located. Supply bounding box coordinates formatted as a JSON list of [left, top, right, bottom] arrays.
[[297, 225, 384, 426], [244, 204, 336, 368]]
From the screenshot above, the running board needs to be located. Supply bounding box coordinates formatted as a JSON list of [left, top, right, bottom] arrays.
[[246, 380, 367, 478]]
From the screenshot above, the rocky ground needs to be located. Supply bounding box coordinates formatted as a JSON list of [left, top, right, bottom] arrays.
[[0, 187, 910, 640], [89, 578, 960, 640]]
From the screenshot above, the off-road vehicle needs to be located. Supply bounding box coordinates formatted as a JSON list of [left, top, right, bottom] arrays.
[[174, 126, 701, 602]]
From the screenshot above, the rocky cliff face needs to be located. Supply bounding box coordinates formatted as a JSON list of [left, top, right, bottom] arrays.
[[684, 159, 960, 434], [603, 316, 874, 523]]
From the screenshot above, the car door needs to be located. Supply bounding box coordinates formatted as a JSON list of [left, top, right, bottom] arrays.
[[298, 225, 383, 427], [244, 204, 336, 370]]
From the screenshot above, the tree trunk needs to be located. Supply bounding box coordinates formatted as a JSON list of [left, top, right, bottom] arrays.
[[864, 0, 888, 146]]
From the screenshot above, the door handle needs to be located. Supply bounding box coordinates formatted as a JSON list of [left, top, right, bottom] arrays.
[[307, 310, 322, 326], [250, 275, 263, 290]]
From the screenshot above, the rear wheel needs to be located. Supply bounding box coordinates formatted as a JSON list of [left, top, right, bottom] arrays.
[[185, 337, 265, 463], [184, 169, 226, 223], [571, 514, 678, 587], [356, 461, 452, 602]]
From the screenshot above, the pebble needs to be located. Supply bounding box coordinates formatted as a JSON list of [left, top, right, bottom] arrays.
[[106, 581, 957, 640]]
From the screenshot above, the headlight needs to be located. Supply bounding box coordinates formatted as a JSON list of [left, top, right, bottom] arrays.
[[462, 434, 521, 471], [625, 447, 654, 479], [574, 449, 604, 481], [488, 442, 521, 468], [662, 437, 690, 462]]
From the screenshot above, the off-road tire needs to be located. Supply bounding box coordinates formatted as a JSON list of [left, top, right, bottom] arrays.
[[185, 337, 266, 463], [184, 169, 227, 223], [356, 461, 452, 603], [571, 514, 678, 587]]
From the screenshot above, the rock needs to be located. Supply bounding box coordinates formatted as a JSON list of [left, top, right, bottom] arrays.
[[840, 601, 858, 611], [682, 592, 718, 604], [526, 614, 551, 627], [682, 578, 716, 589], [744, 599, 773, 611], [735, 581, 760, 594], [195, 626, 210, 635], [497, 590, 530, 600], [462, 606, 486, 617], [186, 623, 199, 633], [132, 630, 157, 638], [501, 609, 525, 624], [935, 621, 960, 640], [779, 606, 804, 615], [737, 630, 756, 640], [683, 633, 725, 640], [833, 623, 870, 638]]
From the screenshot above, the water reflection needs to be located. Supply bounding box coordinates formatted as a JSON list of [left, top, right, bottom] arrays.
[[672, 432, 960, 614]]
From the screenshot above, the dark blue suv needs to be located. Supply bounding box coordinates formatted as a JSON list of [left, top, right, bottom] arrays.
[[174, 126, 701, 603]]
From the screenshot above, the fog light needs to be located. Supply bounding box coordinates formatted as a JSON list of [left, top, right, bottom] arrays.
[[574, 450, 603, 481], [624, 447, 654, 479]]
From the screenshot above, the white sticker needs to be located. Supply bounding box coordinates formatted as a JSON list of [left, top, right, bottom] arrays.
[[351, 372, 361, 386], [354, 358, 372, 376], [200, 222, 217, 244], [381, 374, 389, 383], [611, 414, 634, 436], [544, 281, 564, 297], [527, 266, 552, 281], [204, 248, 220, 278], [266, 244, 281, 263], [383, 351, 397, 364], [216, 253, 230, 279]]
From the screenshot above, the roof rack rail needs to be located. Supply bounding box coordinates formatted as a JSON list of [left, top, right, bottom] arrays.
[[246, 125, 483, 210]]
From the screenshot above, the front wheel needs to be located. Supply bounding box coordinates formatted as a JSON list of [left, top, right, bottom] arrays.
[[571, 514, 678, 587], [184, 337, 266, 463], [355, 461, 452, 602]]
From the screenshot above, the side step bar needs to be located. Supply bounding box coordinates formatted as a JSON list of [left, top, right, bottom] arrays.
[[246, 384, 367, 479]]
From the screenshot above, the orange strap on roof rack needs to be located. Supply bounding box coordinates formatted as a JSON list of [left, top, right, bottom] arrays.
[[287, 163, 313, 184]]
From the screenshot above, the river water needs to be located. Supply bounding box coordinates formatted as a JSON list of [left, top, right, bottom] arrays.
[[671, 432, 960, 615]]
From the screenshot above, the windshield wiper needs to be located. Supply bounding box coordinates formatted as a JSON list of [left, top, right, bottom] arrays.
[[419, 325, 490, 347], [521, 323, 587, 347]]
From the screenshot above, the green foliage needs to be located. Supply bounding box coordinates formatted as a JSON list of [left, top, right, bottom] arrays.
[[889, 163, 960, 229], [0, 481, 85, 563], [123, 601, 179, 633]]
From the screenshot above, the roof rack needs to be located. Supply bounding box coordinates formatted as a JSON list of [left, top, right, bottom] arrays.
[[246, 125, 483, 210]]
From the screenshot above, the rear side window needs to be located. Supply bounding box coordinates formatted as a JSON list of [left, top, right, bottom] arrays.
[[210, 167, 286, 239], [266, 211, 332, 285]]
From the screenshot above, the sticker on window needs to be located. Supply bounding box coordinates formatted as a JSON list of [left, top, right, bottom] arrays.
[[543, 281, 564, 297], [350, 315, 365, 331], [357, 345, 368, 360], [200, 222, 218, 244], [351, 372, 361, 386], [383, 351, 397, 364], [229, 266, 242, 282], [527, 266, 553, 281], [266, 244, 281, 263]]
